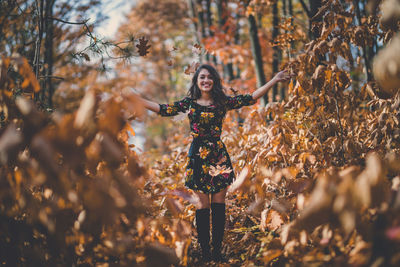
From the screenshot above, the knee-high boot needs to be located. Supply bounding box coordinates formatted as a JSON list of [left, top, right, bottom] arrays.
[[211, 203, 226, 262], [195, 208, 211, 261]]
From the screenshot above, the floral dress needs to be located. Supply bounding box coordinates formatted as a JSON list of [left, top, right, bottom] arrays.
[[158, 94, 256, 194]]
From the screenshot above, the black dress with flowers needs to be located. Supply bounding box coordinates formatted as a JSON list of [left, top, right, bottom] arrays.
[[158, 94, 256, 194]]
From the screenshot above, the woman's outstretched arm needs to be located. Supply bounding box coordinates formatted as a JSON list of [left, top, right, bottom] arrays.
[[139, 96, 160, 113], [135, 93, 191, 117], [252, 70, 292, 100]]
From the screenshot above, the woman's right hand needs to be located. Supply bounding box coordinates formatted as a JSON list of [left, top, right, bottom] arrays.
[[273, 70, 293, 83]]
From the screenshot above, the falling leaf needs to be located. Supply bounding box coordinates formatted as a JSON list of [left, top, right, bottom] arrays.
[[228, 167, 249, 193], [184, 61, 200, 75], [136, 36, 151, 56], [167, 188, 200, 206]]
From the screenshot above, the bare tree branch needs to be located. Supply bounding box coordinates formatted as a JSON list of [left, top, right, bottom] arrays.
[[38, 75, 64, 80], [46, 16, 89, 25]]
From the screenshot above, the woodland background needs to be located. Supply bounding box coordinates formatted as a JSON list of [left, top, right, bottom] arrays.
[[1, 0, 400, 266]]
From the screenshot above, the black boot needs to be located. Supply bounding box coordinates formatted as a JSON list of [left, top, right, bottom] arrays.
[[211, 203, 227, 262], [195, 208, 211, 262]]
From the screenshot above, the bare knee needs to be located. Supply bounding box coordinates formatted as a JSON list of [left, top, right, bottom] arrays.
[[211, 188, 227, 204], [194, 191, 210, 209]]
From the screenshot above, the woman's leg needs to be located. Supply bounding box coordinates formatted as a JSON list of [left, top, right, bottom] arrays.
[[193, 191, 211, 261], [211, 187, 227, 204], [211, 188, 227, 261], [193, 191, 210, 209]]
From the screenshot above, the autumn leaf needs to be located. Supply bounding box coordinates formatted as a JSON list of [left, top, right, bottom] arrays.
[[228, 167, 249, 193], [184, 61, 200, 75], [208, 165, 232, 177], [136, 36, 151, 56], [167, 188, 200, 206], [260, 209, 285, 232]]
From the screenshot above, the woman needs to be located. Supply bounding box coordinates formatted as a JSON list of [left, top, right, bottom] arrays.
[[140, 64, 290, 262]]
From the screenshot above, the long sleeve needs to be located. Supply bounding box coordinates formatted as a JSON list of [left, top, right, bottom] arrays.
[[225, 94, 256, 110], [158, 97, 191, 117]]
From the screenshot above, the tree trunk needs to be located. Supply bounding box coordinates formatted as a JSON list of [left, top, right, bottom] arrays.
[[353, 0, 372, 81], [309, 0, 322, 39], [234, 12, 241, 79], [288, 0, 293, 16], [272, 0, 280, 101], [283, 0, 287, 17], [248, 13, 267, 105], [281, 0, 290, 101], [205, 0, 217, 64], [205, 0, 212, 36], [216, 0, 234, 80], [187, 0, 202, 52], [34, 0, 45, 103], [44, 0, 55, 108], [196, 0, 208, 62]]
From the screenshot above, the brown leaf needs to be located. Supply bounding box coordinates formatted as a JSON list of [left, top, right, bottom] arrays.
[[0, 123, 22, 164], [228, 167, 250, 193], [291, 173, 336, 232], [281, 166, 300, 179], [373, 33, 400, 96], [287, 178, 313, 194], [98, 98, 125, 136], [127, 154, 146, 178], [270, 198, 292, 215], [96, 132, 124, 167], [167, 188, 200, 207], [261, 209, 284, 231], [136, 36, 151, 56], [165, 197, 183, 217], [184, 61, 200, 75]]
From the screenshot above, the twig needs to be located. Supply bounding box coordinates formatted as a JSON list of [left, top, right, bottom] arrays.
[[46, 16, 89, 25], [38, 75, 64, 80]]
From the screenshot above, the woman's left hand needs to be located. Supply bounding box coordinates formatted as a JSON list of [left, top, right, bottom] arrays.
[[274, 70, 293, 82]]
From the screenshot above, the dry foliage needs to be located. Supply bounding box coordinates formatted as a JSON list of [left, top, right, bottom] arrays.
[[1, 0, 400, 266], [0, 56, 191, 266]]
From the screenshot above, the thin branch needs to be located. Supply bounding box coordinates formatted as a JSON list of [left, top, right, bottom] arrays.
[[38, 75, 64, 80], [48, 14, 137, 67], [114, 40, 134, 46], [104, 49, 130, 60], [46, 16, 89, 25]]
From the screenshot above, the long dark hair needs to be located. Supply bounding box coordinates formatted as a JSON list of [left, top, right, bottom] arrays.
[[187, 64, 228, 107]]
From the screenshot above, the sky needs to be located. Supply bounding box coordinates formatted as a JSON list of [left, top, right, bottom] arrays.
[[95, 0, 136, 38]]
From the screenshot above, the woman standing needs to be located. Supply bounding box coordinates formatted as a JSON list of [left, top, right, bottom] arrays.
[[139, 64, 290, 262]]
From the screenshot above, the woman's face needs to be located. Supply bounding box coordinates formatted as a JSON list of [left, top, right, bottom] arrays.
[[196, 68, 214, 93]]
